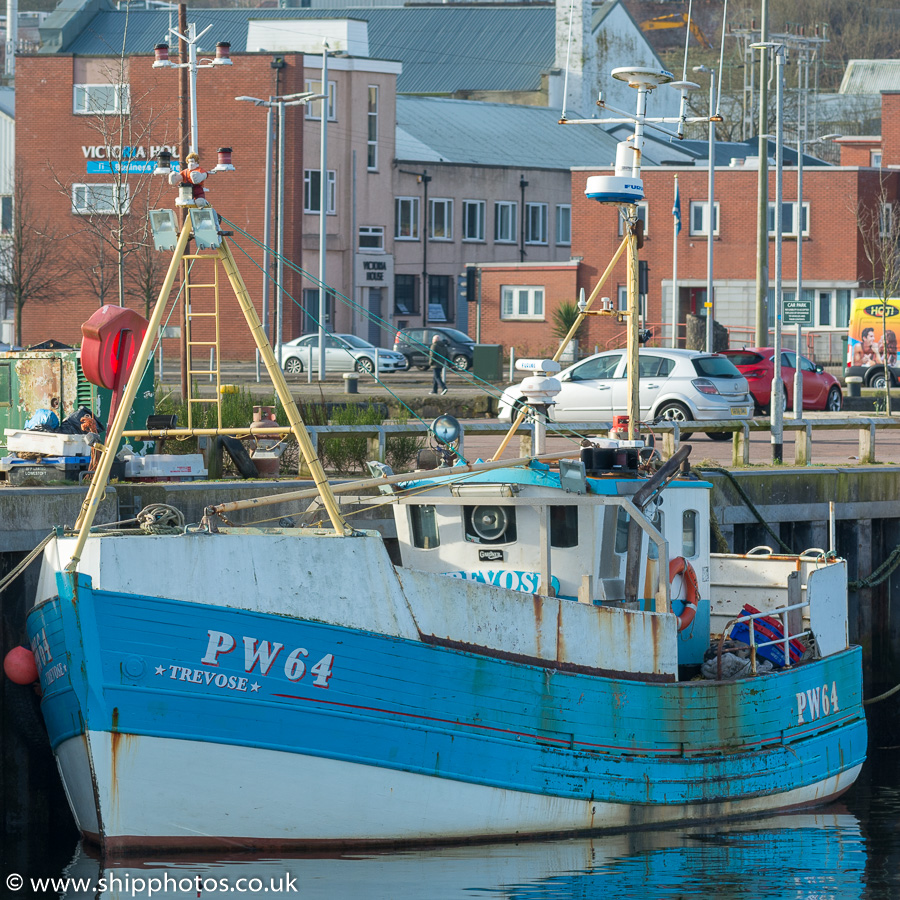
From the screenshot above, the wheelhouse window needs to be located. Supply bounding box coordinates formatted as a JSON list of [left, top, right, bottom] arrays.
[[463, 200, 485, 241], [683, 510, 697, 558], [304, 170, 336, 214], [71, 183, 129, 215], [73, 83, 129, 115], [550, 506, 578, 548], [464, 505, 517, 545], [410, 504, 440, 549], [500, 285, 544, 320], [395, 197, 420, 240]]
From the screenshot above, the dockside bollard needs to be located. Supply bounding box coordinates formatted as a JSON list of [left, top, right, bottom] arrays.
[[343, 373, 358, 394]]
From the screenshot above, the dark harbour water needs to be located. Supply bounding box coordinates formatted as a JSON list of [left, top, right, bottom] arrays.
[[5, 746, 897, 900]]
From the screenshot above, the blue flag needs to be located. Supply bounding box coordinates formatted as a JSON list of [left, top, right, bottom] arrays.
[[672, 179, 682, 235]]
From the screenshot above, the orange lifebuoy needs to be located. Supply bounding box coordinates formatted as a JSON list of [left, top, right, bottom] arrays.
[[669, 556, 700, 632]]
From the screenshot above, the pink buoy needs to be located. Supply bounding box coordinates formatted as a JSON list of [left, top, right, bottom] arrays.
[[4, 646, 38, 685]]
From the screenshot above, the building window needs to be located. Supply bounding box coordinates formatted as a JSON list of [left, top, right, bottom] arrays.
[[500, 285, 544, 320], [395, 274, 419, 315], [429, 274, 452, 322], [304, 170, 336, 214], [618, 202, 648, 236], [359, 225, 384, 250], [429, 198, 453, 241], [872, 150, 883, 168], [0, 195, 11, 234], [305, 80, 336, 121], [767, 202, 809, 237], [689, 201, 720, 236], [73, 83, 129, 115], [525, 202, 548, 245], [463, 200, 485, 242], [395, 197, 420, 240], [880, 203, 893, 237], [556, 204, 571, 245], [71, 183, 129, 215], [367, 86, 378, 170], [617, 284, 628, 312], [302, 288, 333, 333], [494, 201, 517, 243]]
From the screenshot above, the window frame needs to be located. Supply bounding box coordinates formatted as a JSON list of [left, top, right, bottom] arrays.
[[73, 83, 130, 115], [688, 200, 720, 237], [525, 202, 548, 245], [304, 79, 337, 121], [71, 183, 130, 216], [767, 201, 810, 238], [618, 202, 648, 236], [500, 284, 545, 321], [880, 203, 893, 238], [367, 85, 378, 170], [358, 225, 384, 251], [0, 195, 12, 235], [462, 199, 486, 242], [394, 274, 419, 315], [556, 204, 571, 246], [429, 198, 453, 241], [303, 169, 336, 215], [494, 200, 517, 244], [395, 196, 420, 241]]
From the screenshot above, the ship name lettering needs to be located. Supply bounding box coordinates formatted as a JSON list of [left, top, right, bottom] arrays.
[[796, 682, 840, 724], [168, 665, 250, 692]]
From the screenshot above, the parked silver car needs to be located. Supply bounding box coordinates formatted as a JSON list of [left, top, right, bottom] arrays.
[[280, 333, 407, 375], [498, 348, 751, 437]]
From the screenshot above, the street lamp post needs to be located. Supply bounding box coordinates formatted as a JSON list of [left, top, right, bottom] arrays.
[[236, 90, 325, 367], [318, 42, 330, 382], [753, 41, 786, 463], [694, 65, 717, 353]]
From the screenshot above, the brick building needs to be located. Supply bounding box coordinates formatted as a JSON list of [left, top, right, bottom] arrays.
[[476, 92, 900, 364]]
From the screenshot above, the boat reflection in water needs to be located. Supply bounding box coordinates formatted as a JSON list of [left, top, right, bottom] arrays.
[[60, 812, 865, 900]]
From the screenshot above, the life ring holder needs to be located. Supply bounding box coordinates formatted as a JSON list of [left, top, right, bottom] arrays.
[[669, 556, 700, 632]]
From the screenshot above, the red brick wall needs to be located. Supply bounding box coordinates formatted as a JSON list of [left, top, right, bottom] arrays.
[[839, 141, 880, 167], [882, 93, 900, 168], [15, 52, 304, 359], [478, 265, 578, 359]]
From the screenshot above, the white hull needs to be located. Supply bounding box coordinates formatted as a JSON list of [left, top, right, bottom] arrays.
[[58, 731, 863, 850]]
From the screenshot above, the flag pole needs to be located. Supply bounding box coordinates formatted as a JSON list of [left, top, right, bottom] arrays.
[[672, 174, 680, 348]]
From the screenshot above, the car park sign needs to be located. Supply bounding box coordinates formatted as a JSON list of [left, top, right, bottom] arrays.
[[783, 299, 812, 326]]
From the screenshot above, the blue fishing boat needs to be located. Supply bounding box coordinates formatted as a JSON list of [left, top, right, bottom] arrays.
[[23, 46, 865, 854]]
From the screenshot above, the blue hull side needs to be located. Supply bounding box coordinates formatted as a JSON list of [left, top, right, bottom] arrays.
[[28, 574, 867, 819]]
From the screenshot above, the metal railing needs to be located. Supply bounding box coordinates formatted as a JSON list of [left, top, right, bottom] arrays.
[[725, 601, 810, 676]]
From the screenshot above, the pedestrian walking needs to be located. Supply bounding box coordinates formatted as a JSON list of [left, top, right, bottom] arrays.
[[428, 334, 449, 394]]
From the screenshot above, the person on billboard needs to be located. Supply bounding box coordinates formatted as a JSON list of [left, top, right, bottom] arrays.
[[883, 330, 898, 367], [852, 327, 882, 367]]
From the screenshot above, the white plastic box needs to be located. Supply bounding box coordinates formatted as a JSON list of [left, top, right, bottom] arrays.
[[5, 429, 92, 457], [123, 454, 207, 480]]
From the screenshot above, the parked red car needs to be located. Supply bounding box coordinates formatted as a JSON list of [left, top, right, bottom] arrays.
[[720, 348, 843, 413]]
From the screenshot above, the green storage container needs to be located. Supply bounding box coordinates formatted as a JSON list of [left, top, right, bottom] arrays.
[[472, 344, 503, 382]]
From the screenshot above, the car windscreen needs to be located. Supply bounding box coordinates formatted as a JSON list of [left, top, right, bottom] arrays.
[[723, 351, 763, 366], [693, 356, 743, 378], [440, 328, 474, 344]]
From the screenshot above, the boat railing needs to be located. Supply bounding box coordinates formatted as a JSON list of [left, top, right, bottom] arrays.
[[725, 600, 810, 676]]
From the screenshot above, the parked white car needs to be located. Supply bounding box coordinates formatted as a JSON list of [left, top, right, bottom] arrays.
[[498, 348, 752, 437], [280, 333, 408, 375]]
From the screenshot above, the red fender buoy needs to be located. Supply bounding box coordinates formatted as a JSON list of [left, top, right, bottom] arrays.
[[4, 646, 39, 685], [669, 556, 700, 632]]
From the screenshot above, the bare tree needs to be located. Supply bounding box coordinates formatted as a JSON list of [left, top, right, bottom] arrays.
[[125, 214, 169, 320], [0, 164, 70, 347], [857, 179, 900, 415]]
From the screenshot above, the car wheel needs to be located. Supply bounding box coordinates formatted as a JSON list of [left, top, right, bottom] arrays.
[[452, 354, 470, 372], [706, 431, 731, 442], [355, 357, 375, 375], [284, 356, 303, 374], [868, 371, 888, 390], [511, 398, 534, 422], [826, 386, 843, 412], [655, 401, 693, 439]]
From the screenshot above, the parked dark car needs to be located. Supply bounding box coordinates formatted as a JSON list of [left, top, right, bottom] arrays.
[[393, 327, 475, 371]]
